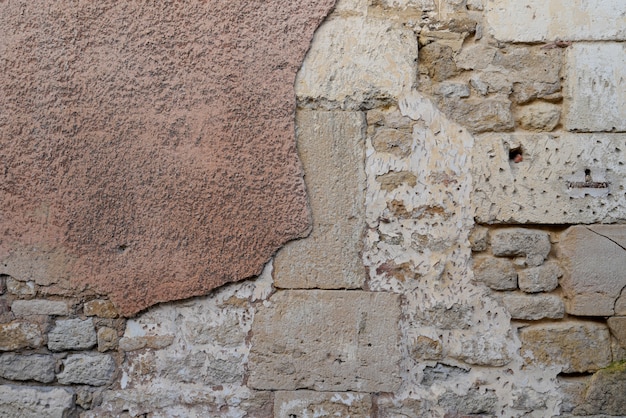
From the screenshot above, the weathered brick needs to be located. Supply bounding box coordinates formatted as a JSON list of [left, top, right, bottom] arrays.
[[11, 299, 68, 317], [518, 262, 561, 293], [274, 391, 372, 418], [519, 321, 611, 373], [560, 225, 626, 316], [0, 353, 55, 383], [0, 385, 74, 418], [473, 257, 517, 290], [491, 228, 550, 267], [248, 290, 401, 391], [0, 320, 43, 351], [502, 293, 564, 320], [84, 299, 119, 318], [48, 318, 97, 351], [57, 353, 115, 386]]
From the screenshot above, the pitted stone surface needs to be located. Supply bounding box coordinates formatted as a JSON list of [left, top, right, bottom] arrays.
[[0, 353, 56, 383], [501, 293, 564, 320], [248, 290, 402, 391], [48, 318, 97, 351], [57, 353, 116, 386], [0, 385, 74, 418], [0, 0, 336, 316], [491, 228, 550, 267], [518, 262, 561, 293], [0, 321, 43, 351], [274, 391, 372, 418]]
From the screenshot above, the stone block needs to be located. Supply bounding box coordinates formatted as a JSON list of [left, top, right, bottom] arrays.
[[511, 388, 548, 411], [422, 363, 468, 386], [515, 102, 560, 131], [519, 321, 611, 373], [420, 42, 460, 82], [607, 317, 626, 348], [438, 389, 497, 415], [410, 335, 443, 360], [0, 353, 55, 383], [6, 277, 35, 298], [161, 351, 243, 385], [97, 327, 119, 352], [473, 257, 517, 290], [558, 376, 590, 414], [469, 226, 489, 252], [0, 385, 74, 418], [57, 353, 115, 386], [560, 225, 626, 316], [371, 127, 414, 158], [518, 262, 561, 293], [472, 133, 626, 223], [48, 318, 97, 351], [574, 361, 626, 416], [248, 290, 401, 392], [274, 111, 365, 289], [565, 43, 626, 132], [84, 299, 119, 318], [501, 293, 564, 320], [440, 98, 514, 133], [0, 320, 42, 351], [11, 299, 68, 317], [491, 228, 550, 267], [486, 0, 626, 42], [295, 16, 418, 108], [274, 391, 372, 418]]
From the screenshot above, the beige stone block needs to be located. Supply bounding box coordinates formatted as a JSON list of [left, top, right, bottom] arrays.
[[274, 391, 372, 418], [97, 327, 119, 352], [518, 262, 561, 293], [519, 321, 611, 373], [0, 321, 43, 351], [560, 225, 626, 316], [248, 290, 401, 392], [515, 102, 560, 131], [491, 228, 550, 267], [501, 293, 564, 320], [84, 299, 119, 318], [440, 98, 514, 133], [607, 317, 626, 348], [472, 133, 626, 223], [275, 111, 365, 289], [11, 299, 68, 317], [473, 257, 518, 290], [296, 17, 418, 108]]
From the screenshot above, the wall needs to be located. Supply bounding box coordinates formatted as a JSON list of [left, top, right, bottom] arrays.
[[1, 0, 626, 417]]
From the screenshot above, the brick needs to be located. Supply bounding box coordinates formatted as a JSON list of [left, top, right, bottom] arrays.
[[274, 111, 365, 289], [501, 293, 564, 320], [11, 299, 68, 317], [560, 225, 626, 316], [274, 391, 372, 418], [48, 318, 97, 351], [565, 43, 626, 132], [0, 353, 55, 383], [491, 228, 550, 267], [473, 257, 517, 290], [0, 385, 74, 418], [57, 353, 115, 386], [519, 321, 611, 373], [473, 133, 626, 224], [84, 299, 119, 318], [518, 262, 561, 293], [486, 0, 626, 42], [295, 17, 418, 108], [0, 320, 43, 351], [248, 290, 401, 391]]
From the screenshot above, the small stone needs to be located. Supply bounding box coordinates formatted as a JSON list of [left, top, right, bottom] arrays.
[[440, 98, 514, 133], [501, 293, 564, 320], [410, 335, 443, 360], [607, 317, 626, 348], [519, 321, 611, 373], [371, 127, 414, 158], [376, 171, 417, 191], [0, 276, 6, 295], [57, 353, 115, 386], [470, 71, 512, 95], [0, 385, 74, 418], [435, 82, 471, 98], [574, 361, 626, 416], [455, 335, 511, 366], [11, 299, 68, 317], [419, 42, 460, 82], [0, 320, 43, 351], [455, 44, 497, 70], [511, 387, 548, 411], [6, 277, 36, 298], [367, 106, 413, 129], [422, 363, 468, 386], [515, 102, 560, 131], [84, 299, 119, 318], [0, 353, 56, 383], [518, 261, 561, 293], [97, 327, 119, 352], [469, 226, 489, 252], [48, 318, 97, 351], [473, 257, 518, 290], [491, 228, 550, 267], [274, 391, 372, 417], [438, 389, 497, 415]]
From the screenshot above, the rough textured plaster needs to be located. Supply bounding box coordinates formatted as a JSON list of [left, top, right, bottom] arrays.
[[0, 0, 336, 316]]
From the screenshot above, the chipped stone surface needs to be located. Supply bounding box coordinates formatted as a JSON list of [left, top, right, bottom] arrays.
[[473, 257, 518, 290], [501, 293, 564, 320], [560, 225, 626, 316], [486, 0, 626, 42], [274, 391, 372, 418], [565, 43, 626, 132], [438, 389, 497, 415], [48, 318, 97, 351], [518, 262, 561, 293], [97, 327, 119, 352], [0, 0, 336, 317], [296, 16, 418, 109], [440, 98, 514, 133], [84, 299, 118, 318], [574, 361, 626, 416], [473, 133, 626, 223], [5, 278, 36, 298], [11, 299, 68, 317], [0, 321, 43, 351], [491, 228, 551, 267], [274, 111, 365, 289], [0, 385, 74, 418], [57, 353, 116, 386], [249, 290, 401, 392], [0, 353, 56, 383], [516, 102, 560, 131], [519, 321, 611, 373]]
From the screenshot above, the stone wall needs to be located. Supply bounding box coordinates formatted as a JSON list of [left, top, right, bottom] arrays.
[[2, 0, 626, 417]]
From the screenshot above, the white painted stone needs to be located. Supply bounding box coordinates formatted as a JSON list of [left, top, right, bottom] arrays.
[[0, 385, 74, 418], [486, 0, 626, 42], [564, 43, 626, 132], [274, 391, 372, 418], [296, 17, 418, 109], [11, 299, 68, 317], [473, 133, 626, 223]]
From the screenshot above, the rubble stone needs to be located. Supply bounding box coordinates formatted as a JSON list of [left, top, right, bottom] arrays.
[[11, 299, 68, 317], [0, 353, 55, 383], [5, 278, 36, 298], [518, 262, 561, 293], [574, 361, 626, 416], [0, 385, 74, 418], [516, 102, 560, 131], [84, 299, 119, 318], [491, 228, 551, 267], [274, 391, 372, 418], [57, 353, 116, 386], [48, 318, 97, 351], [97, 327, 119, 352], [0, 321, 43, 351], [438, 389, 497, 415], [502, 293, 564, 320], [607, 317, 626, 348], [473, 257, 518, 290], [440, 98, 514, 133]]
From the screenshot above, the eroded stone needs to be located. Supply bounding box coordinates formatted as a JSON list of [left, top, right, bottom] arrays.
[[0, 321, 43, 351], [48, 318, 97, 351], [84, 299, 119, 318], [0, 385, 74, 418], [11, 300, 68, 317], [518, 262, 561, 293], [515, 102, 560, 131], [501, 293, 564, 320], [607, 317, 626, 348], [473, 257, 518, 290], [274, 391, 372, 418], [0, 353, 55, 383], [57, 353, 116, 386], [491, 228, 550, 267]]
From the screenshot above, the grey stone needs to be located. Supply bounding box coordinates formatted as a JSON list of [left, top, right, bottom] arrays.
[[11, 299, 68, 317], [607, 317, 626, 349], [248, 290, 401, 392], [0, 385, 74, 418], [48, 318, 97, 351], [491, 228, 550, 267], [57, 353, 115, 386], [161, 351, 242, 385], [501, 293, 564, 320], [473, 257, 518, 290], [440, 98, 514, 133], [560, 225, 626, 316], [422, 363, 468, 386], [574, 361, 626, 416], [455, 44, 497, 70], [418, 303, 473, 330], [558, 376, 591, 414], [436, 82, 471, 98], [469, 226, 489, 252], [0, 353, 55, 383], [518, 262, 561, 293], [438, 389, 497, 415], [0, 320, 43, 351], [511, 387, 548, 411], [274, 391, 372, 418]]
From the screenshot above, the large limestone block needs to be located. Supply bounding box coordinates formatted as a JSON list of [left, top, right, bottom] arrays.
[[0, 385, 74, 418], [296, 16, 418, 108], [473, 133, 626, 223], [275, 111, 365, 289], [274, 391, 372, 418], [248, 290, 401, 392], [564, 43, 626, 132], [519, 321, 611, 373], [486, 0, 626, 42], [560, 225, 626, 316]]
